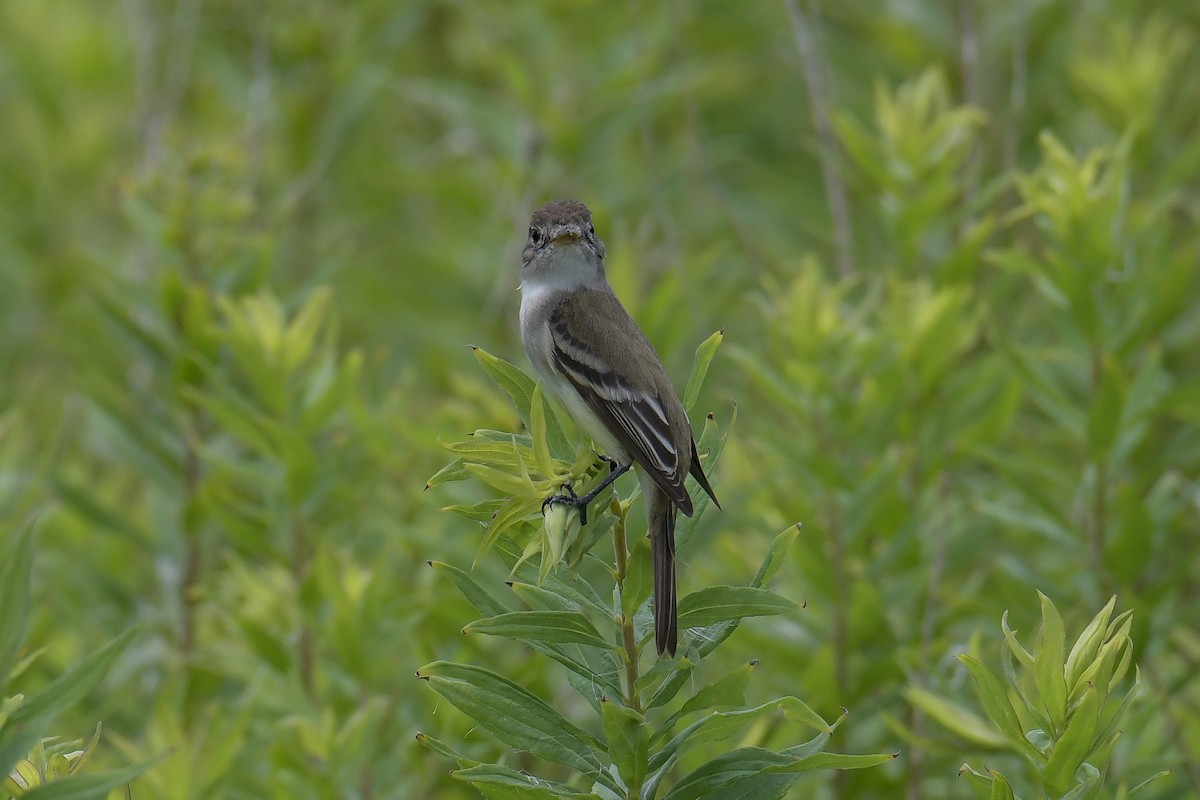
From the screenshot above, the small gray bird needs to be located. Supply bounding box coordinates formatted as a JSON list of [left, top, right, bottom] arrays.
[[518, 199, 719, 656]]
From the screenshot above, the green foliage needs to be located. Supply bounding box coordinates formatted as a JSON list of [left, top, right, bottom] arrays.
[[934, 595, 1151, 799], [1, 527, 151, 799], [1, 1, 1198, 797], [422, 347, 892, 797]]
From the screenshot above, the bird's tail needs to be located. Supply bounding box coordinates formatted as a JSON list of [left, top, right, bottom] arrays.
[[648, 486, 678, 656]]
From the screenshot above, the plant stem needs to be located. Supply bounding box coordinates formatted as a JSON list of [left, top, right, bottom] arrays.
[[611, 499, 642, 713], [292, 512, 315, 700], [783, 0, 855, 279]]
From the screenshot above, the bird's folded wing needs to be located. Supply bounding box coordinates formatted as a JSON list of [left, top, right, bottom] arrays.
[[547, 297, 692, 514]]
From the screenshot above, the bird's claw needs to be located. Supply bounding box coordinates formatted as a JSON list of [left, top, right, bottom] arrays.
[[540, 483, 589, 526]]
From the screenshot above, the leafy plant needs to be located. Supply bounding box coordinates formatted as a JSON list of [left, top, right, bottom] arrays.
[[908, 594, 1166, 799], [421, 336, 894, 798], [1, 526, 153, 799]]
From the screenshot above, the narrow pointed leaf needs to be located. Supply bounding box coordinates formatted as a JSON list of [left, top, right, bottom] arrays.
[[452, 763, 603, 799], [1041, 681, 1099, 796], [903, 686, 1007, 749], [957, 655, 1042, 762], [989, 772, 1017, 800], [1065, 596, 1116, 694], [18, 755, 164, 800], [427, 459, 470, 489], [8, 628, 138, 730], [766, 750, 896, 773], [677, 586, 796, 629], [530, 384, 557, 478], [683, 330, 724, 412], [601, 699, 647, 792], [464, 611, 616, 650], [0, 525, 33, 694], [472, 347, 537, 427], [749, 526, 801, 587], [415, 731, 477, 763], [1001, 611, 1035, 670], [1127, 771, 1171, 798], [1034, 591, 1068, 732], [428, 561, 514, 617], [620, 537, 653, 620], [416, 661, 610, 787]]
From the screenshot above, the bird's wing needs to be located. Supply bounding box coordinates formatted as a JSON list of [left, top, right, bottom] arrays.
[[547, 290, 693, 514]]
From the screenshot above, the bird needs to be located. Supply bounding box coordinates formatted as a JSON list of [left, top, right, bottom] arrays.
[[518, 199, 719, 656]]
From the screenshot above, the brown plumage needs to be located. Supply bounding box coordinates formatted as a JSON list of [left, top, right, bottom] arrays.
[[519, 200, 719, 656]]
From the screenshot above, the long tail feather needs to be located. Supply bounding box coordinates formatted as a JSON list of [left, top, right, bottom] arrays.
[[649, 487, 678, 656]]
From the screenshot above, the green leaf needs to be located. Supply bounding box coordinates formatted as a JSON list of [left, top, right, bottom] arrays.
[[464, 611, 616, 650], [683, 330, 724, 412], [903, 686, 1008, 749], [464, 463, 540, 497], [989, 771, 1017, 800], [1042, 680, 1101, 796], [1059, 762, 1100, 800], [678, 660, 755, 717], [676, 586, 796, 629], [753, 526, 801, 587], [426, 458, 470, 489], [472, 348, 571, 458], [529, 384, 558, 478], [676, 412, 727, 552], [440, 437, 539, 471], [957, 654, 1042, 762], [1069, 612, 1128, 704], [17, 754, 164, 800], [1126, 770, 1171, 798], [1090, 666, 1140, 757], [0, 524, 33, 693], [428, 561, 514, 617], [415, 661, 611, 787], [501, 546, 613, 618], [415, 731, 477, 763], [8, 628, 138, 731], [441, 498, 508, 523], [451, 763, 602, 799], [473, 346, 537, 425], [661, 747, 795, 800], [621, 537, 653, 621], [650, 528, 799, 708], [652, 660, 758, 745], [52, 480, 151, 547], [659, 697, 830, 760], [475, 496, 543, 566], [0, 727, 42, 786], [1001, 611, 1036, 670], [1035, 591, 1068, 733], [766, 750, 896, 773], [503, 583, 625, 703], [179, 383, 280, 461], [601, 699, 647, 792]]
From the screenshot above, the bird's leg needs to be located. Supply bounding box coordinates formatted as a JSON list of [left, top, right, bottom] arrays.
[[543, 460, 632, 526]]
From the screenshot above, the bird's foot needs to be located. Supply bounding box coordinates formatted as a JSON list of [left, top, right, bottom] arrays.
[[542, 483, 590, 525]]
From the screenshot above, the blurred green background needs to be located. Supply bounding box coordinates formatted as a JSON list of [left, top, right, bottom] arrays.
[[2, 0, 1199, 797]]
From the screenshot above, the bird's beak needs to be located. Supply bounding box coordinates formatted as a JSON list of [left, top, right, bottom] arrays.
[[550, 226, 583, 243]]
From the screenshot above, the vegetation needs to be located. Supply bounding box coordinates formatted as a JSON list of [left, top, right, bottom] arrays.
[[1, 1, 1197, 798]]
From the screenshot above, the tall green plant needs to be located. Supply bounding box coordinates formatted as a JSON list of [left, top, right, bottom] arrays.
[[909, 594, 1164, 799], [422, 336, 893, 798], [0, 526, 154, 799]]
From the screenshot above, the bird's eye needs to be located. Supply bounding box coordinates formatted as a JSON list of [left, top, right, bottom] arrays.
[[528, 227, 544, 245]]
